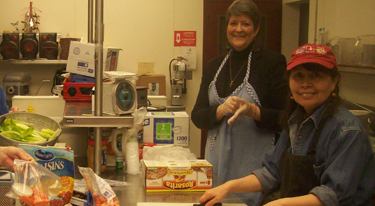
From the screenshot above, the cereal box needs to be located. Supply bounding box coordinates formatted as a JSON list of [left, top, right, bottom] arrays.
[[143, 159, 212, 192]]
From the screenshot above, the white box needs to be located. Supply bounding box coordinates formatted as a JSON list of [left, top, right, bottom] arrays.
[[12, 95, 65, 118], [143, 112, 189, 146], [66, 41, 121, 77], [147, 95, 167, 106]]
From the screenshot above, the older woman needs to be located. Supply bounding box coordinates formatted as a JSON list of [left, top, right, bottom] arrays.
[[198, 44, 375, 206], [191, 0, 288, 204]]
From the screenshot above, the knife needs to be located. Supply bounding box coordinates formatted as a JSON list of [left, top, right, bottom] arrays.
[[193, 202, 222, 206]]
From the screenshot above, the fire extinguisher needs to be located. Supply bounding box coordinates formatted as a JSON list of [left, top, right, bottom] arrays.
[[169, 56, 187, 94]]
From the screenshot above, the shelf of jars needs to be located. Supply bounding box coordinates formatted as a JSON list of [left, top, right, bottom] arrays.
[[338, 65, 375, 75], [0, 59, 67, 65]]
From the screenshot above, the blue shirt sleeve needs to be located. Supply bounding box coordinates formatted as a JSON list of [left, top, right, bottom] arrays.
[[0, 86, 9, 115], [253, 108, 375, 206]]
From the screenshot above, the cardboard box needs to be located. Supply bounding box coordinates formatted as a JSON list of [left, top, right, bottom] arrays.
[[136, 74, 166, 95], [66, 41, 121, 77], [143, 112, 189, 146], [143, 159, 213, 192]]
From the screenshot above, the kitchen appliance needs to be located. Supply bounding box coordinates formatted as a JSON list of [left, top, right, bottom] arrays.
[[3, 72, 31, 107], [20, 33, 38, 60], [39, 33, 59, 59], [344, 98, 375, 133], [102, 79, 137, 115], [169, 56, 187, 106], [136, 86, 148, 108], [0, 33, 20, 60]]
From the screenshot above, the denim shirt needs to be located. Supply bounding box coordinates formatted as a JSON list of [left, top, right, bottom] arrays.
[[253, 103, 375, 206], [0, 86, 9, 115]]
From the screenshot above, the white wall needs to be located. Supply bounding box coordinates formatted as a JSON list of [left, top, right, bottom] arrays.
[[282, 0, 375, 107], [0, 0, 204, 157]]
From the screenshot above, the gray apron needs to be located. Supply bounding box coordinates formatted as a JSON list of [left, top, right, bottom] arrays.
[[206, 50, 274, 206]]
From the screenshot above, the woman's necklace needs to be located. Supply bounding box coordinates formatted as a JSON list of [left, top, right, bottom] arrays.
[[229, 56, 247, 87]]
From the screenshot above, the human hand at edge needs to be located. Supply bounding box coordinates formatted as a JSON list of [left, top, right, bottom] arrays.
[[9, 106, 21, 113], [0, 146, 34, 170], [227, 98, 255, 125], [221, 96, 240, 116], [199, 183, 231, 206]]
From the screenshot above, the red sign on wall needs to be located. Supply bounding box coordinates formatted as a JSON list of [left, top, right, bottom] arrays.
[[174, 31, 196, 47]]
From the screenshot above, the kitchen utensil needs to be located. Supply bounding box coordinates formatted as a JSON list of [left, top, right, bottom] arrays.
[[0, 112, 61, 146], [344, 98, 375, 133]]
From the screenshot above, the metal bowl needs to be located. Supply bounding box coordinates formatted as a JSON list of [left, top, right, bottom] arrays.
[[0, 112, 61, 147]]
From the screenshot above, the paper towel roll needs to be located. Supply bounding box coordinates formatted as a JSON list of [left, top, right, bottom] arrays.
[[126, 141, 140, 174]]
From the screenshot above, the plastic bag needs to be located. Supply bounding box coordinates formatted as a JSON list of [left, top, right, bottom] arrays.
[[7, 159, 67, 206], [78, 166, 120, 206], [18, 145, 75, 204], [125, 107, 147, 174]]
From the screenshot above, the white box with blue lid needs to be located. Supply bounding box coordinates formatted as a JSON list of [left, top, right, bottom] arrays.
[[66, 41, 121, 77]]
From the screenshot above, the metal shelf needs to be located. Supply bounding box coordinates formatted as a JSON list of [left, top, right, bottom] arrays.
[[338, 65, 375, 75], [0, 59, 67, 65], [63, 101, 134, 127]]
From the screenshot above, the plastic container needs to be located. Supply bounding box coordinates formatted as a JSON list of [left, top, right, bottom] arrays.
[[63, 78, 94, 101], [355, 35, 375, 66], [335, 38, 357, 65], [88, 139, 107, 172]]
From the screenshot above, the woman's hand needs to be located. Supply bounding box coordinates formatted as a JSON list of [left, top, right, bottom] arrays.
[[199, 183, 231, 206], [9, 106, 21, 113], [227, 98, 257, 125], [217, 96, 240, 121], [221, 96, 240, 116], [263, 195, 324, 206]]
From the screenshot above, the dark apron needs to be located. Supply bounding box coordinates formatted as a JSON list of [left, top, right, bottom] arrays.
[[261, 118, 326, 204]]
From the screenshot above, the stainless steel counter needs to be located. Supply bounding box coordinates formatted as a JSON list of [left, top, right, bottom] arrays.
[[96, 167, 246, 206]]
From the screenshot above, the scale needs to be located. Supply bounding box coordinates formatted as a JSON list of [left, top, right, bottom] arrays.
[[102, 80, 137, 115]]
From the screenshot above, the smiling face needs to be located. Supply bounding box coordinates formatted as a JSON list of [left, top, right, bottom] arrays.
[[289, 65, 339, 116], [227, 14, 259, 51]]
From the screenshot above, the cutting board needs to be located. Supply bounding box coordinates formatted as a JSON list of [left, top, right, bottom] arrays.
[[137, 203, 246, 206]]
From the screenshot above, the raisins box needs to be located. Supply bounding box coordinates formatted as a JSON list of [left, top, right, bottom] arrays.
[[142, 160, 213, 192], [143, 112, 189, 146]]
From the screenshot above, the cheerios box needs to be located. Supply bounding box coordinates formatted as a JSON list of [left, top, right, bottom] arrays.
[[143, 112, 189, 146], [142, 160, 213, 192]]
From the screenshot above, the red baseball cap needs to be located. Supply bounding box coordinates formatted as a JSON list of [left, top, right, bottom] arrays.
[[287, 44, 338, 70]]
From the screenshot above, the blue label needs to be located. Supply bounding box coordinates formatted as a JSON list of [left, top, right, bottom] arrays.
[[34, 149, 55, 161], [153, 118, 174, 144], [77, 62, 88, 67], [119, 88, 131, 105], [19, 145, 75, 178], [144, 118, 150, 126]]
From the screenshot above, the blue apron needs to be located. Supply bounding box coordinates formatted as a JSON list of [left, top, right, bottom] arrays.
[[206, 50, 274, 205]]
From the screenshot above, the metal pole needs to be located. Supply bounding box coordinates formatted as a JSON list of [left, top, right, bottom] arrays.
[[314, 0, 318, 44], [94, 0, 104, 175], [88, 0, 94, 43]]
